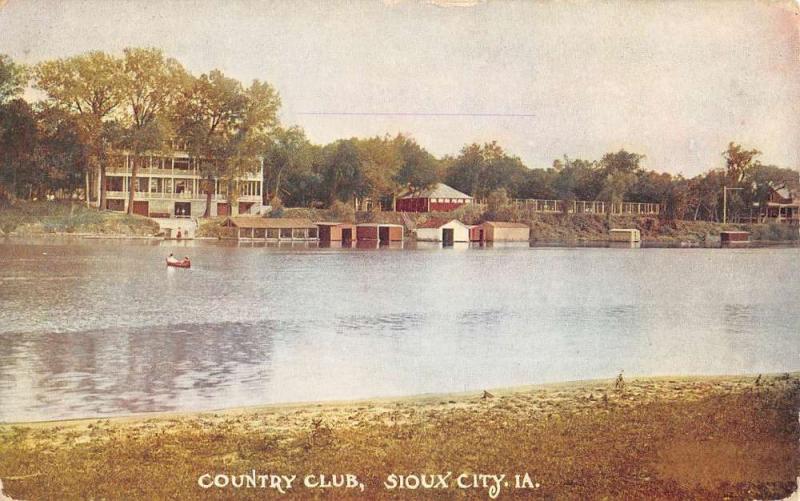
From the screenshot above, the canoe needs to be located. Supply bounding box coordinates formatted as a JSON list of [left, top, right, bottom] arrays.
[[166, 258, 191, 269]]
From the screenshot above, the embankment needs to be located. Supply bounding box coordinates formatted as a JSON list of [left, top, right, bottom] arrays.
[[0, 201, 160, 237], [0, 373, 797, 499]]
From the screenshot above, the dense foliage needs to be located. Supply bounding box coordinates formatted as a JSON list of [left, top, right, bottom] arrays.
[[1, 51, 798, 222]]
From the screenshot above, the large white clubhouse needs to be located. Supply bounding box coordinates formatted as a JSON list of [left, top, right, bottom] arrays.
[[96, 141, 263, 218]]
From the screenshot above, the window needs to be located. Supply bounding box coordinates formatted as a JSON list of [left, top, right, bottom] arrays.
[[253, 228, 266, 238], [267, 229, 279, 239], [280, 228, 292, 239], [292, 228, 306, 239], [308, 228, 318, 238], [105, 176, 123, 191]]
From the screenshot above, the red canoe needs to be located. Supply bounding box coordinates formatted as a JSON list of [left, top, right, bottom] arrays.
[[166, 258, 191, 269]]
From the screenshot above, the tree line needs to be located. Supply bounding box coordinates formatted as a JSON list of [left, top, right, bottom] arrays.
[[1, 50, 798, 222]]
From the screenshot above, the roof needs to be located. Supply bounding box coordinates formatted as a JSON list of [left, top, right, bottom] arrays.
[[483, 221, 529, 229], [225, 217, 316, 229], [417, 218, 457, 229], [398, 183, 472, 200], [356, 223, 404, 228], [769, 183, 797, 200], [314, 222, 355, 227]]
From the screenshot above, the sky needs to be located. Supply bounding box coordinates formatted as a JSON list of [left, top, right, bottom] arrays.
[[1, 0, 799, 176]]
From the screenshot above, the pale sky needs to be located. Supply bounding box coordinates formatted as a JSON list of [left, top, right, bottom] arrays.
[[1, 0, 799, 176]]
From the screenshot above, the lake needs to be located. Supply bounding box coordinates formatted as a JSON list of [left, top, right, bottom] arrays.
[[0, 238, 798, 422]]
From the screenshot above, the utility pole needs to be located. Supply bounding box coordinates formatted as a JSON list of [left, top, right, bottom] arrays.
[[722, 186, 743, 224]]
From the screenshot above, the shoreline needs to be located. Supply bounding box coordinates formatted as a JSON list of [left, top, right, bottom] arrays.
[[2, 373, 798, 499], [1, 371, 791, 427], [4, 232, 800, 247]]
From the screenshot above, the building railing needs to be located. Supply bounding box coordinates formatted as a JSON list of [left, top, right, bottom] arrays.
[[104, 191, 260, 203], [475, 198, 661, 215], [105, 165, 262, 181]]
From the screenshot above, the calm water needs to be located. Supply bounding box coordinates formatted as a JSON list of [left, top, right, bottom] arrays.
[[0, 238, 798, 422]]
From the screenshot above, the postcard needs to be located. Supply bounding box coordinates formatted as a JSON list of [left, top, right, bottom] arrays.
[[0, 0, 798, 499]]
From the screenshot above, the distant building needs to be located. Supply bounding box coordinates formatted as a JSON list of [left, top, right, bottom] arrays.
[[609, 228, 641, 243], [97, 143, 263, 218], [355, 223, 404, 242], [316, 222, 356, 242], [395, 183, 473, 212], [471, 221, 530, 242], [761, 185, 799, 224], [414, 219, 470, 244], [224, 217, 318, 241]]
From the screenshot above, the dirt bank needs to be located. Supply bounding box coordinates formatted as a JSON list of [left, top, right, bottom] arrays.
[[1, 373, 797, 499], [0, 201, 160, 237]]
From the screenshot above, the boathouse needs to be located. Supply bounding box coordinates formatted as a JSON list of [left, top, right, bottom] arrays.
[[414, 219, 470, 244], [720, 231, 750, 245], [224, 216, 318, 241], [355, 223, 404, 242], [395, 183, 473, 213], [609, 228, 641, 243], [479, 221, 530, 242], [316, 222, 356, 242]]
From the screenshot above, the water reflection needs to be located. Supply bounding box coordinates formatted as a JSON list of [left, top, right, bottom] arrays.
[[0, 321, 278, 421]]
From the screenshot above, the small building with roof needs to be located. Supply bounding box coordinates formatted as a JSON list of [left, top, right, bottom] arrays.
[[315, 222, 356, 242], [395, 183, 473, 212], [474, 221, 530, 242], [224, 216, 319, 241], [414, 219, 470, 245], [355, 223, 404, 242]]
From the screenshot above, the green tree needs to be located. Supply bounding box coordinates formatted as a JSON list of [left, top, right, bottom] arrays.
[[394, 135, 439, 192], [0, 99, 38, 199], [219, 79, 280, 213], [119, 48, 186, 215], [0, 54, 27, 105], [173, 69, 247, 217], [35, 51, 125, 208], [322, 139, 366, 205], [263, 126, 313, 205], [723, 142, 761, 183], [597, 150, 643, 204]]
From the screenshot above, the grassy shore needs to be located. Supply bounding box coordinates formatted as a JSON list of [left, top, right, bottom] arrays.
[[0, 201, 160, 237], [1, 373, 798, 500]]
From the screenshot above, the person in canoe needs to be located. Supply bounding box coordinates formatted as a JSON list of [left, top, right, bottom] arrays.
[[166, 253, 191, 268]]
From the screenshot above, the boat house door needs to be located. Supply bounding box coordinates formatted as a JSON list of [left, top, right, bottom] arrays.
[[442, 228, 454, 246]]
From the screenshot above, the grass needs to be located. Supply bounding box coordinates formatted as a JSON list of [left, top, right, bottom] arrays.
[[0, 373, 797, 500], [0, 200, 160, 236]]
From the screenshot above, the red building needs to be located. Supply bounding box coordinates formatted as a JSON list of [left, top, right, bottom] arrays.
[[395, 183, 473, 213]]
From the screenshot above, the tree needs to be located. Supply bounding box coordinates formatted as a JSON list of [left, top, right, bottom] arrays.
[[119, 47, 186, 215], [0, 99, 37, 199], [263, 126, 312, 205], [597, 150, 643, 204], [723, 142, 761, 183], [33, 106, 92, 199], [173, 69, 247, 217], [394, 135, 439, 192], [219, 79, 280, 214], [0, 54, 27, 105], [321, 139, 366, 205], [486, 187, 509, 213], [35, 51, 125, 208]]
